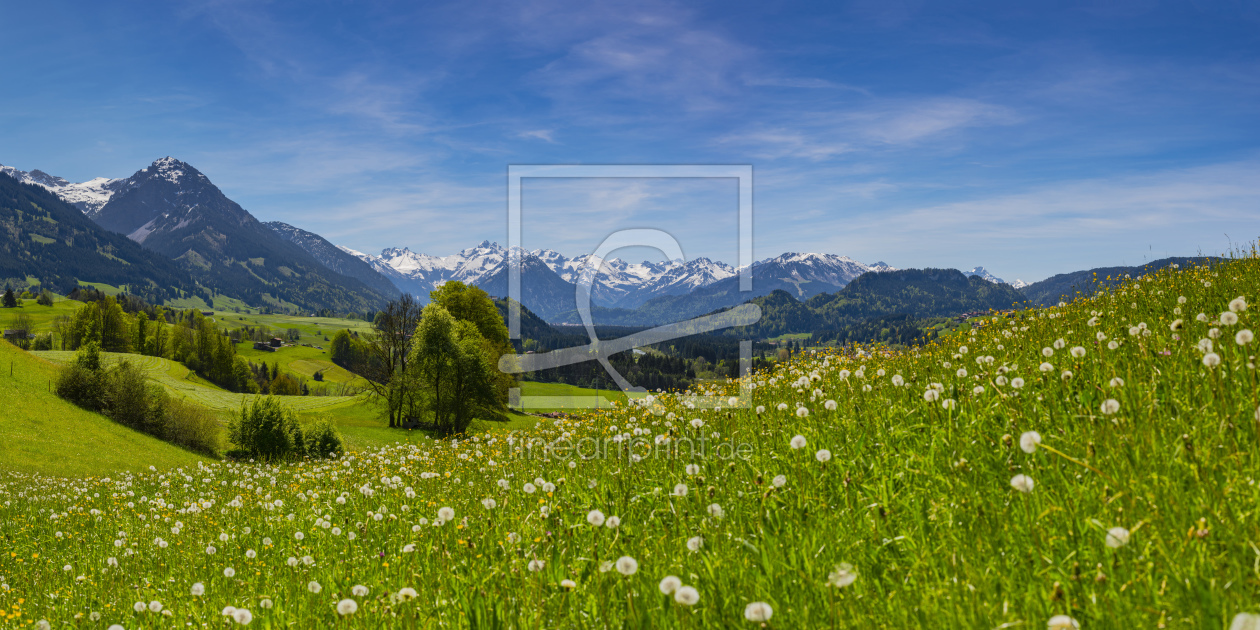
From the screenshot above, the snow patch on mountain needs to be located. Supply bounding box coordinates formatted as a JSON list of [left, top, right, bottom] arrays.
[[348, 240, 902, 307], [0, 163, 130, 215], [962, 266, 1007, 285]]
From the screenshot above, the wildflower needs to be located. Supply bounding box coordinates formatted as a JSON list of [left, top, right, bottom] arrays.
[[1070, 346, 1086, 358], [1203, 353, 1221, 367], [1042, 347, 1054, 357], [259, 599, 273, 609], [941, 398, 957, 410], [674, 585, 700, 605], [605, 516, 621, 528], [745, 602, 774, 622], [295, 531, 304, 541], [1054, 338, 1066, 349], [587, 510, 606, 527], [659, 575, 682, 595], [398, 588, 418, 601], [308, 581, 322, 594], [438, 507, 455, 521], [206, 545, 216, 555], [287, 557, 299, 567], [1108, 341, 1119, 350], [795, 407, 809, 418], [776, 403, 789, 411], [245, 549, 256, 559], [402, 544, 416, 553], [223, 567, 236, 578], [337, 599, 358, 616], [686, 464, 700, 475], [828, 562, 858, 588], [755, 405, 765, 414], [560, 579, 577, 589], [1047, 615, 1080, 630], [191, 582, 205, 596], [972, 385, 985, 395], [351, 585, 368, 597], [1011, 377, 1025, 389], [956, 368, 968, 378], [134, 602, 146, 613], [790, 435, 807, 449], [528, 559, 545, 572], [616, 556, 639, 575], [1040, 362, 1053, 372], [1010, 474, 1035, 493], [1061, 370, 1073, 381], [1105, 527, 1130, 548], [687, 536, 704, 551], [232, 608, 252, 625], [673, 483, 689, 497], [1110, 377, 1124, 387], [1230, 613, 1260, 630], [149, 601, 163, 613], [1230, 297, 1248, 312], [1197, 313, 1209, 322], [824, 399, 837, 410], [708, 503, 724, 518], [772, 475, 787, 487], [482, 498, 497, 510], [816, 449, 832, 463], [923, 389, 940, 402], [1019, 431, 1041, 453], [524, 483, 536, 494], [1238, 330, 1254, 345]]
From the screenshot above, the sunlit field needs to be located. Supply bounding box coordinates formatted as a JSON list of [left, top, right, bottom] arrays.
[[4, 253, 1260, 628]]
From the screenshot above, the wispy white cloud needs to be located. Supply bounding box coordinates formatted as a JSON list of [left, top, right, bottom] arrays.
[[518, 129, 558, 143]]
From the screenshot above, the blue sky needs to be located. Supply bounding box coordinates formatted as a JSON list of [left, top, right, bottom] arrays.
[[2, 0, 1258, 282]]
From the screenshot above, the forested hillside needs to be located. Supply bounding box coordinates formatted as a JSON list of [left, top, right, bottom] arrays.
[[1019, 256, 1217, 306], [0, 173, 199, 304]]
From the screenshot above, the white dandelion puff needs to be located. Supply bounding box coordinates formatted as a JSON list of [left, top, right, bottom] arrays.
[[616, 556, 639, 575], [337, 599, 358, 616], [1010, 474, 1035, 493], [1047, 615, 1080, 630], [674, 585, 700, 605], [828, 562, 858, 588], [745, 602, 773, 622], [586, 510, 605, 527], [1019, 431, 1041, 454], [1105, 527, 1130, 548], [659, 575, 681, 595]]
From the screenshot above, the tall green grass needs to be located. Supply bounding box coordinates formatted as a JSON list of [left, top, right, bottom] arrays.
[[2, 253, 1259, 628]]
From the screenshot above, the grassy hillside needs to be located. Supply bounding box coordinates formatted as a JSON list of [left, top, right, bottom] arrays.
[[0, 340, 204, 476], [2, 252, 1259, 627]]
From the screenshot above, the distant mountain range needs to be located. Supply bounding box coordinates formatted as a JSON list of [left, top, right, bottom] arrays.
[[5, 154, 1203, 328]]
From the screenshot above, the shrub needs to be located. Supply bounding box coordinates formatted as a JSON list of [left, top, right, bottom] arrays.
[[303, 417, 344, 459], [163, 397, 222, 456], [55, 342, 107, 411], [35, 290, 54, 307], [106, 360, 167, 436], [228, 396, 304, 460], [30, 333, 53, 351]]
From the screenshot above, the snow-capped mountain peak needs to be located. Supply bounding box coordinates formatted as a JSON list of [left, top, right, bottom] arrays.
[[0, 163, 130, 215], [962, 266, 1008, 285]]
